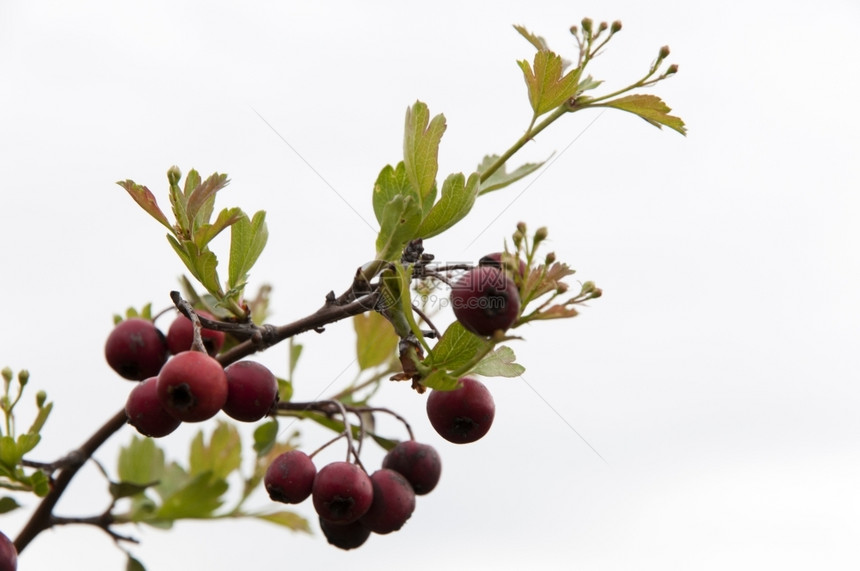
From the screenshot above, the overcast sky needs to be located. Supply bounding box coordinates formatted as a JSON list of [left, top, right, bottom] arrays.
[[1, 1, 859, 570]]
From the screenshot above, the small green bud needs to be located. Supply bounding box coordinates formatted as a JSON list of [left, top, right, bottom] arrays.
[[544, 251, 556, 265], [17, 369, 29, 386], [36, 390, 47, 408], [167, 165, 182, 185], [516, 221, 527, 234], [658, 45, 670, 60], [1, 367, 12, 383], [569, 25, 578, 36], [610, 20, 622, 34], [581, 18, 593, 34], [598, 21, 608, 33], [665, 64, 679, 75], [512, 230, 524, 248], [591, 288, 603, 299], [534, 226, 548, 243]]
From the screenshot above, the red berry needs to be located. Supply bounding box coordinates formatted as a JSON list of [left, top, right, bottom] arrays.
[[0, 531, 16, 571], [222, 361, 279, 422], [165, 311, 226, 356], [359, 469, 416, 534], [156, 351, 228, 422], [319, 517, 370, 550], [382, 440, 441, 495], [104, 318, 168, 380], [450, 266, 520, 336], [125, 377, 182, 437], [426, 377, 495, 444], [312, 462, 373, 524], [264, 450, 316, 504]]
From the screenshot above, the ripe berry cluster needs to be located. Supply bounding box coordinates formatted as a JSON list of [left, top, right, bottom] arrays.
[[264, 441, 441, 550], [106, 313, 279, 437]]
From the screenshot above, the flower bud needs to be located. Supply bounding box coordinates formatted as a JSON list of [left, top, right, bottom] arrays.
[[610, 20, 622, 34], [36, 390, 47, 408], [17, 369, 29, 386], [534, 226, 548, 243], [581, 18, 593, 34], [544, 251, 556, 265], [658, 45, 670, 60], [167, 165, 182, 185], [665, 64, 679, 75]]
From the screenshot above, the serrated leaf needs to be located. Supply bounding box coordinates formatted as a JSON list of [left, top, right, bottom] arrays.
[[353, 311, 398, 370], [372, 162, 417, 226], [117, 181, 173, 232], [193, 207, 244, 249], [168, 175, 190, 235], [577, 75, 603, 94], [16, 432, 40, 456], [601, 94, 687, 135], [155, 472, 227, 520], [477, 154, 548, 195], [470, 345, 525, 378], [403, 101, 445, 209], [522, 261, 576, 301], [253, 419, 279, 457], [513, 24, 551, 51], [118, 436, 166, 485], [189, 422, 241, 480], [0, 496, 20, 514], [0, 436, 20, 468], [190, 246, 222, 296], [425, 321, 491, 372], [375, 194, 421, 261], [416, 172, 481, 239], [421, 368, 459, 391], [518, 50, 581, 117], [187, 172, 229, 230], [254, 511, 311, 533], [110, 480, 160, 500], [153, 462, 188, 501], [228, 210, 268, 291]]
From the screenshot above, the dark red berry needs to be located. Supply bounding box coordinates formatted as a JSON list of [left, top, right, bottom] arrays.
[[0, 531, 16, 571], [125, 376, 182, 437], [479, 251, 527, 277], [312, 462, 373, 524], [165, 311, 226, 356], [105, 318, 168, 380], [450, 266, 520, 336], [359, 469, 416, 534], [319, 517, 371, 550], [264, 450, 316, 504], [222, 361, 279, 422], [426, 377, 495, 444], [382, 440, 441, 495], [156, 351, 228, 422]]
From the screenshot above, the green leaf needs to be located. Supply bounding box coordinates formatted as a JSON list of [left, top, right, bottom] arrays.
[[353, 311, 398, 370], [127, 554, 147, 571], [403, 101, 445, 209], [118, 436, 166, 485], [110, 480, 159, 500], [477, 154, 547, 195], [0, 496, 20, 514], [228, 211, 269, 291], [470, 345, 525, 378], [601, 94, 687, 135], [277, 378, 293, 403], [117, 181, 173, 232], [518, 50, 581, 117], [287, 340, 302, 382], [416, 172, 481, 239], [190, 246, 222, 296], [0, 436, 20, 468], [253, 419, 279, 457], [192, 207, 244, 249], [28, 469, 50, 496], [188, 422, 241, 480], [254, 511, 311, 533], [155, 472, 227, 520], [513, 24, 551, 51], [16, 432, 40, 456], [369, 433, 399, 451], [168, 172, 190, 235], [187, 172, 229, 230], [426, 321, 491, 372], [372, 162, 417, 227], [374, 194, 421, 261], [421, 368, 459, 391]]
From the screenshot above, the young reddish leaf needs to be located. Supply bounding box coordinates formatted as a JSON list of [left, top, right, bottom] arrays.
[[117, 180, 173, 231], [513, 24, 551, 52], [601, 94, 687, 135], [518, 50, 581, 117], [187, 172, 230, 230]]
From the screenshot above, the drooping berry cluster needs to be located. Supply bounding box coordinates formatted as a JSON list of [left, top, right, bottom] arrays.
[[106, 312, 279, 437], [264, 441, 441, 550]]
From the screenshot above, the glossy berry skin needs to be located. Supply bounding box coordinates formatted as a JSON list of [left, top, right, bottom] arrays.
[[165, 311, 225, 356], [156, 351, 228, 422], [264, 450, 316, 504], [104, 318, 168, 380], [312, 462, 373, 524], [359, 469, 416, 534], [319, 517, 371, 550], [125, 377, 181, 437], [426, 377, 495, 444], [450, 266, 520, 336], [222, 361, 279, 422], [0, 531, 16, 571], [479, 251, 527, 278], [382, 440, 441, 495]]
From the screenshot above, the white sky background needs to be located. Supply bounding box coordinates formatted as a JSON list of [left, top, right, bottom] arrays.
[[1, 0, 859, 569]]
